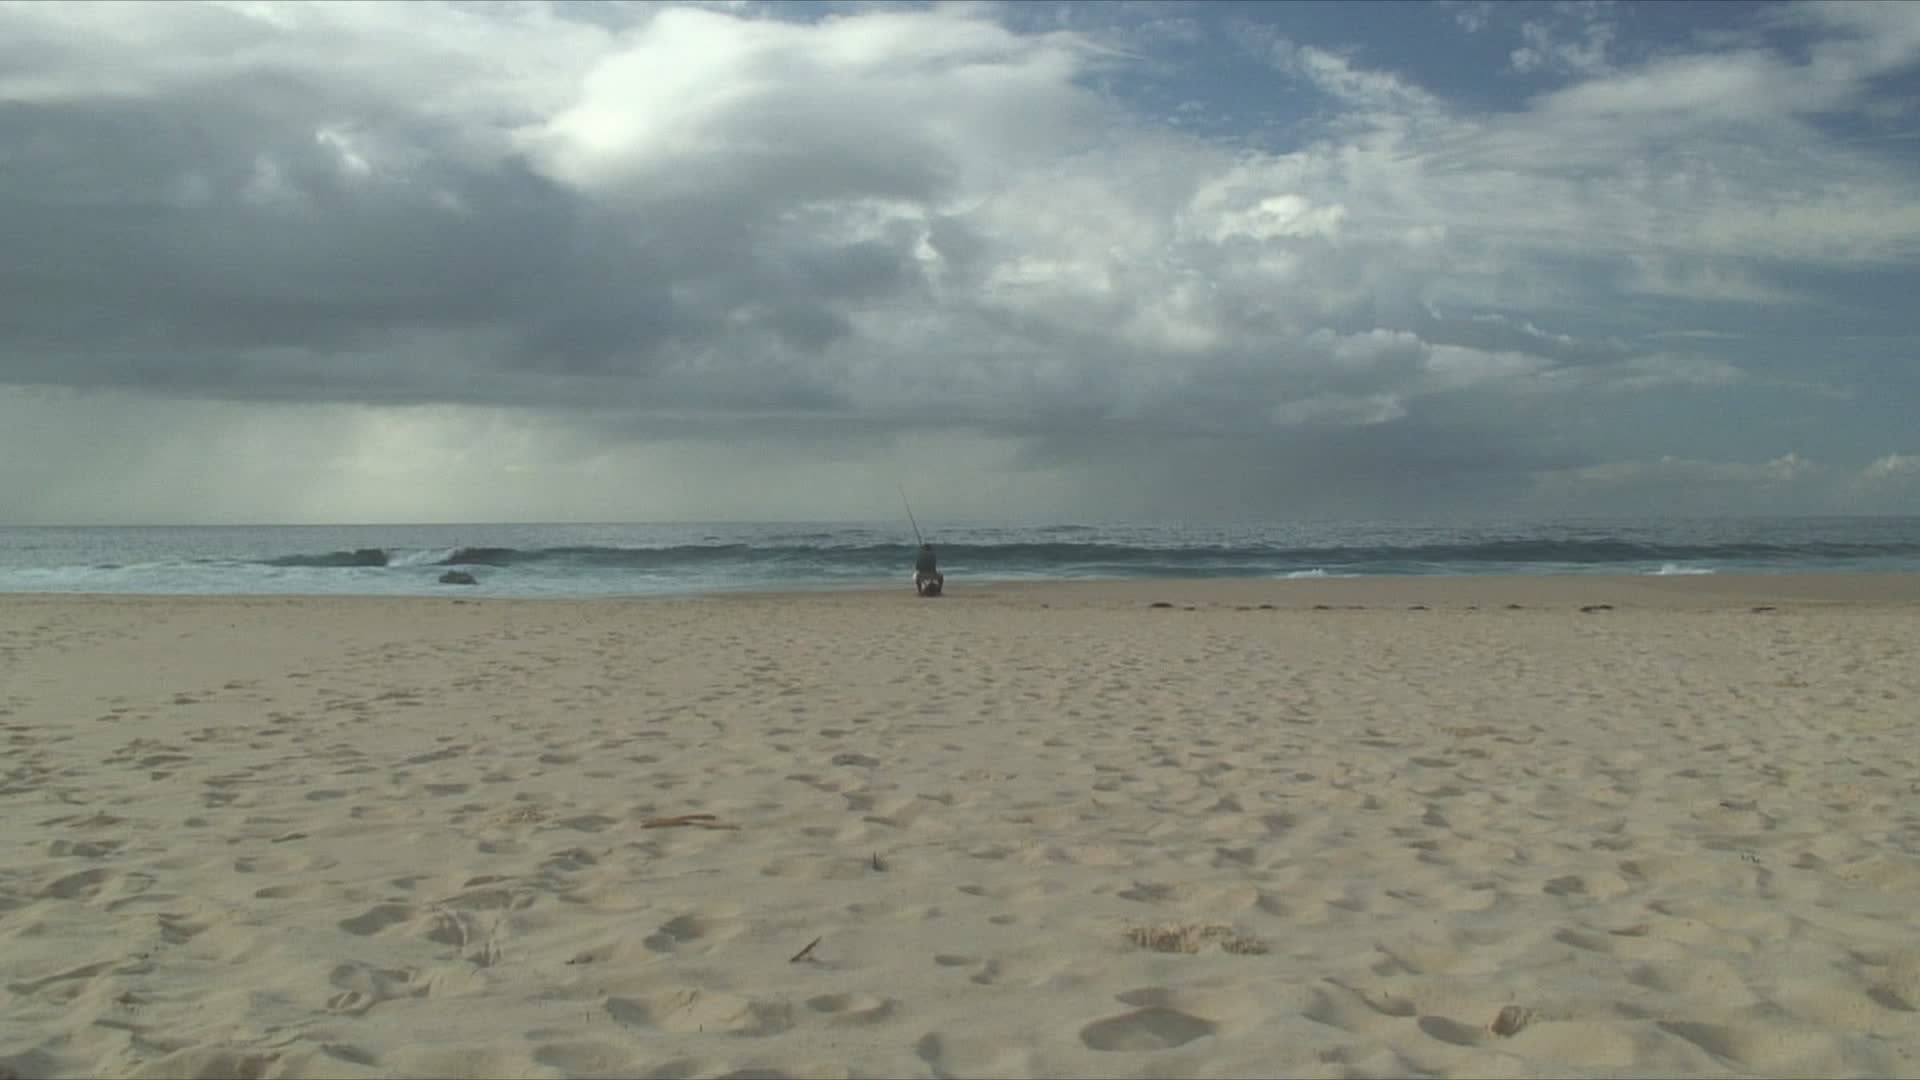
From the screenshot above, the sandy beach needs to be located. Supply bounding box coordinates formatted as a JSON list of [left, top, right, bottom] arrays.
[[4, 574, 1920, 1079]]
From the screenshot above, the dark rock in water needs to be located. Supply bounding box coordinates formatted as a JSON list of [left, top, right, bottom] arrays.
[[438, 571, 478, 586]]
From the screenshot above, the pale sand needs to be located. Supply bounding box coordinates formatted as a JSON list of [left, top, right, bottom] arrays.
[[4, 575, 1920, 1079]]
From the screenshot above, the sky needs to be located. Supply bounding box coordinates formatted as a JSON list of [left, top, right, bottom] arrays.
[[2, 0, 1918, 525]]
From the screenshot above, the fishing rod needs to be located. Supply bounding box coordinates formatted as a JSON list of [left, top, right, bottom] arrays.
[[899, 485, 925, 547]]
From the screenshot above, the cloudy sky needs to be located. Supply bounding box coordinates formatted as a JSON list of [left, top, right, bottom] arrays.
[[2, 0, 1917, 524]]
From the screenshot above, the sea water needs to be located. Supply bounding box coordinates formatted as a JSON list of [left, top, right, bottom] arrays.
[[2, 518, 1918, 598]]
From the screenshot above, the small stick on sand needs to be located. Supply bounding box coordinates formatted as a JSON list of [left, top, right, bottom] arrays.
[[871, 852, 885, 871], [789, 936, 823, 963]]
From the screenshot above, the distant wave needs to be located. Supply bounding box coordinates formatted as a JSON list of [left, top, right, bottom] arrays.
[[252, 536, 1920, 574], [9, 519, 1920, 599], [265, 547, 391, 568], [438, 546, 519, 566]]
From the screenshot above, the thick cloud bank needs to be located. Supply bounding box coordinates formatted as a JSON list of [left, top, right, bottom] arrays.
[[2, 0, 1917, 522]]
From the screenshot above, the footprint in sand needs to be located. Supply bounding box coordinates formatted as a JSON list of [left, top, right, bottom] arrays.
[[539, 846, 601, 873], [605, 990, 792, 1036], [157, 912, 211, 944], [954, 880, 1054, 904], [317, 1043, 379, 1071], [642, 911, 745, 954], [760, 856, 869, 881], [253, 880, 332, 895], [337, 902, 482, 953], [1079, 1006, 1217, 1052], [338, 903, 417, 936], [325, 962, 425, 1016], [45, 838, 122, 859], [804, 992, 896, 1025], [1416, 1014, 1489, 1048], [5, 960, 119, 1002], [1656, 1020, 1852, 1071], [40, 867, 151, 903], [1301, 982, 1418, 1034], [1076, 984, 1275, 1053], [530, 1041, 631, 1076], [1114, 879, 1262, 915], [915, 1033, 1034, 1077], [124, 1048, 281, 1080]]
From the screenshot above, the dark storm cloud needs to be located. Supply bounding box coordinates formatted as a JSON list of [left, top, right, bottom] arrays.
[[0, 79, 926, 393]]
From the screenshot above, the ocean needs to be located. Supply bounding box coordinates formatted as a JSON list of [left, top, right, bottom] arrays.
[[2, 517, 1919, 598]]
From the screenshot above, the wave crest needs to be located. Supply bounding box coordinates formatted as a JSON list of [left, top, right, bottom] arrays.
[[249, 535, 1920, 575], [266, 548, 389, 568]]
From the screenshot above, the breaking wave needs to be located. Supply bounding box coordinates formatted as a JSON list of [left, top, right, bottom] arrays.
[[250, 535, 1920, 578]]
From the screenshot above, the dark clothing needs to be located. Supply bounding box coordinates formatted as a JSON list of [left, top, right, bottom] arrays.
[[915, 550, 938, 575]]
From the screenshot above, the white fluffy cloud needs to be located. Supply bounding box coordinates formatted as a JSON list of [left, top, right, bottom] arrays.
[[0, 0, 1916, 522]]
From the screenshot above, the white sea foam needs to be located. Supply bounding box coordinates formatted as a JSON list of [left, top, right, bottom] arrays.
[[1651, 562, 1715, 576], [389, 548, 459, 567]]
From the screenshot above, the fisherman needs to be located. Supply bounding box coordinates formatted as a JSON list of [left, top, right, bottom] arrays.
[[914, 542, 944, 596]]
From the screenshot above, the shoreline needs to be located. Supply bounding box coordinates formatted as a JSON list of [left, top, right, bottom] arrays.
[[7, 568, 1920, 610]]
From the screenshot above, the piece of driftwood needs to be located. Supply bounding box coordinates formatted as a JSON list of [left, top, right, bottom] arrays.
[[789, 936, 823, 963]]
